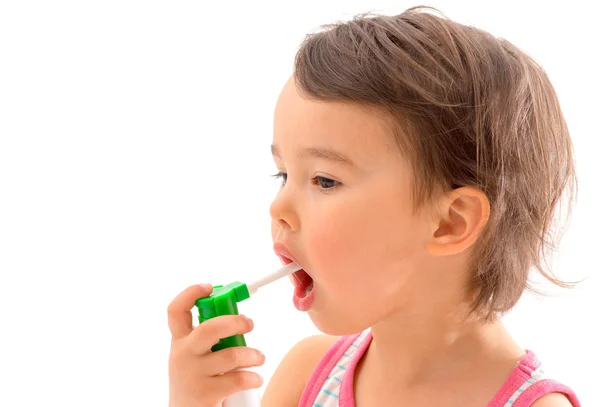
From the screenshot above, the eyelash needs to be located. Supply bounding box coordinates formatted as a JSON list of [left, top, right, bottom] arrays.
[[271, 172, 340, 191]]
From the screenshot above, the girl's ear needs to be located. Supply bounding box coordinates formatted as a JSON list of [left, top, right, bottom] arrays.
[[425, 187, 490, 257]]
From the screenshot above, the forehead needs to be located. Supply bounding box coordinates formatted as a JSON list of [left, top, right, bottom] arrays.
[[273, 78, 397, 161]]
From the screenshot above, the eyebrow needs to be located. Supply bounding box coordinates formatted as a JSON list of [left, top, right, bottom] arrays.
[[271, 145, 355, 166]]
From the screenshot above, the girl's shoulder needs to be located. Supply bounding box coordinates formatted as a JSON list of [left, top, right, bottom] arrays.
[[260, 334, 340, 407], [487, 349, 581, 407]]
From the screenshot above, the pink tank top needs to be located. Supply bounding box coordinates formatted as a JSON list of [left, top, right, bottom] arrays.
[[298, 329, 580, 407]]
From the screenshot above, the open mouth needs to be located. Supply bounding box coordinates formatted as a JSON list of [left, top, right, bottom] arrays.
[[291, 268, 314, 298], [275, 250, 316, 310]]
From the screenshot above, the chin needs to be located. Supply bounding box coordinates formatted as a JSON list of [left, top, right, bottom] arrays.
[[308, 309, 372, 337]]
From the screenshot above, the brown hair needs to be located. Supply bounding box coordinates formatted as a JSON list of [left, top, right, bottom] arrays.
[[293, 6, 577, 320]]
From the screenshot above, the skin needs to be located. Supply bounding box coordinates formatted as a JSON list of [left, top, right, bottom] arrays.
[[166, 76, 573, 407]]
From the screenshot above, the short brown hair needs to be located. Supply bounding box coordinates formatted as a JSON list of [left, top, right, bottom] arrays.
[[293, 6, 577, 319]]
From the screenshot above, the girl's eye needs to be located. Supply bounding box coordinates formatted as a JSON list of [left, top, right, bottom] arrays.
[[314, 176, 339, 190], [272, 172, 287, 186], [272, 173, 340, 190]]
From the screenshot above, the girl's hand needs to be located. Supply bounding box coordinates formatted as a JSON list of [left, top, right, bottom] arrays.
[[167, 284, 265, 407]]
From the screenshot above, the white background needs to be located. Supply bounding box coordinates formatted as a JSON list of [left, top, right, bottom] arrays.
[[1, 1, 598, 406]]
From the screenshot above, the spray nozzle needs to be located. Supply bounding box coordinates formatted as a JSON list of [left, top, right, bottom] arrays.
[[194, 262, 301, 351]]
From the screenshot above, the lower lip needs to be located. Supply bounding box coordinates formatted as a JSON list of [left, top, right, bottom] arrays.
[[293, 283, 316, 311]]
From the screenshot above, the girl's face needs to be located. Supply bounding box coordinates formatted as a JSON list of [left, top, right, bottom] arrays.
[[270, 78, 436, 335]]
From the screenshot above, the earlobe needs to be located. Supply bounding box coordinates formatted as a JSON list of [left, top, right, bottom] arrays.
[[426, 187, 490, 257]]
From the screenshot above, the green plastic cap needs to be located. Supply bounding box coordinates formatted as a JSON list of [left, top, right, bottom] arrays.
[[195, 282, 250, 352]]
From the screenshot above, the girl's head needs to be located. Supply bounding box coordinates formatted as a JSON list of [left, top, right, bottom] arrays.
[[269, 7, 576, 335]]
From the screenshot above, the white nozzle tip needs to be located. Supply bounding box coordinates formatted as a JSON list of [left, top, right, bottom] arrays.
[[247, 262, 302, 295]]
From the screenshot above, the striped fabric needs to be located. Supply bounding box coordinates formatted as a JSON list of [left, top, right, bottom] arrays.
[[311, 331, 369, 407], [299, 329, 580, 407], [504, 367, 546, 405]]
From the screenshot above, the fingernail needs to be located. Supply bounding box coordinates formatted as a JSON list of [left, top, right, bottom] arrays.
[[242, 315, 253, 328], [200, 283, 212, 291], [253, 374, 264, 386]]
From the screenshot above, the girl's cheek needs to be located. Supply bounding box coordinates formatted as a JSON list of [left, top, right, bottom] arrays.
[[307, 223, 361, 274]]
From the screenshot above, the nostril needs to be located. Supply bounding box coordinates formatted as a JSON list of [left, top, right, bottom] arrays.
[[273, 217, 291, 230]]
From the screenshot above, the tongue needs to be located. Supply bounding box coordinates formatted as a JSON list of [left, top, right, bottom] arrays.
[[294, 270, 314, 298]]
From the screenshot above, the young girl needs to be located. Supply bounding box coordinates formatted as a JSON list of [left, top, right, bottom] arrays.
[[167, 7, 580, 407]]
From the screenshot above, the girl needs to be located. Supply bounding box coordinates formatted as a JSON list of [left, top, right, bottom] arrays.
[[168, 7, 580, 407]]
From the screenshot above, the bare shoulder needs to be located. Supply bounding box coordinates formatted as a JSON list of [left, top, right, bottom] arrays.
[[530, 393, 574, 407], [261, 334, 340, 407]]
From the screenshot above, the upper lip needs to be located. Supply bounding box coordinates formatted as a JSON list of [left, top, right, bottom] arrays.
[[273, 242, 303, 269]]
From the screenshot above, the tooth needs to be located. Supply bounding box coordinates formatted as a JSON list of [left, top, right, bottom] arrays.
[[304, 281, 314, 296]]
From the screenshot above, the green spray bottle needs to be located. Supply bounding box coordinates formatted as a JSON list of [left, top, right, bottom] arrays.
[[195, 262, 301, 407]]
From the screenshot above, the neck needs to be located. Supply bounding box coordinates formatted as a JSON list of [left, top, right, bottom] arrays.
[[365, 299, 520, 387]]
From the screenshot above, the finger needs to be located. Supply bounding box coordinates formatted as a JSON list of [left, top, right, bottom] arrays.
[[200, 346, 265, 376], [211, 369, 264, 400], [188, 314, 254, 354], [167, 284, 213, 339]]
